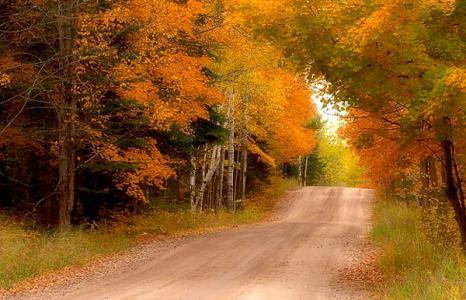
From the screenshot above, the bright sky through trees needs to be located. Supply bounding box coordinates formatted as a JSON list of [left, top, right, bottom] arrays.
[[311, 84, 343, 137]]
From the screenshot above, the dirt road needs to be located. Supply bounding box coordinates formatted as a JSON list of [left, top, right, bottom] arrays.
[[30, 187, 373, 300]]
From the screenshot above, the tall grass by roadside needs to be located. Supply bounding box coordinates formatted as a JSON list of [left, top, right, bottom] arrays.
[[0, 177, 297, 290], [371, 200, 466, 300]]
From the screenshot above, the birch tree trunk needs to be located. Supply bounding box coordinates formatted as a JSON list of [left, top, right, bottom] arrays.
[[216, 147, 225, 210], [298, 156, 303, 187], [240, 95, 249, 201], [201, 145, 208, 178], [194, 146, 221, 213], [303, 156, 308, 187], [189, 152, 197, 213], [57, 0, 79, 231], [234, 149, 239, 204], [208, 175, 214, 210], [227, 93, 235, 212]]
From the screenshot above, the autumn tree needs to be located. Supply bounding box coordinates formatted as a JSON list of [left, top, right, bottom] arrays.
[[0, 0, 223, 226], [207, 18, 316, 210], [0, 0, 319, 227], [239, 0, 466, 248]]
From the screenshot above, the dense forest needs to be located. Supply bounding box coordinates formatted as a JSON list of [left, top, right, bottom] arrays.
[[0, 0, 329, 230]]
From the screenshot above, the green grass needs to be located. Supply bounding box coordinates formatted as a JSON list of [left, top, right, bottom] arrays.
[[371, 200, 466, 299], [0, 177, 297, 290], [0, 224, 132, 289]]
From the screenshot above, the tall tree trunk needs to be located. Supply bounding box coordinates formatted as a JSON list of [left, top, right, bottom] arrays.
[[298, 156, 303, 187], [201, 145, 208, 178], [209, 174, 214, 210], [194, 146, 221, 213], [189, 152, 197, 212], [234, 149, 240, 204], [303, 156, 308, 187], [57, 0, 79, 231], [240, 95, 249, 202], [227, 94, 235, 212], [453, 157, 465, 215], [441, 139, 466, 250], [216, 147, 225, 210]]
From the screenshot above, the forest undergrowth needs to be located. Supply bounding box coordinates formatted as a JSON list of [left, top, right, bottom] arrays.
[[371, 199, 466, 300]]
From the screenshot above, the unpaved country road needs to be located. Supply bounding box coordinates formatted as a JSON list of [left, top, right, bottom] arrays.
[[27, 187, 374, 300]]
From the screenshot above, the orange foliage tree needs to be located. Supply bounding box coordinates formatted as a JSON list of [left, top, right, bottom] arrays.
[[0, 0, 318, 225], [238, 0, 466, 247]]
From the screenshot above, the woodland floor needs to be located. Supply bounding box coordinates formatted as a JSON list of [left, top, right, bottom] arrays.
[[3, 186, 375, 300]]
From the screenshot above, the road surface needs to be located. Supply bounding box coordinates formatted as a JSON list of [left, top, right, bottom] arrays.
[[30, 186, 374, 300]]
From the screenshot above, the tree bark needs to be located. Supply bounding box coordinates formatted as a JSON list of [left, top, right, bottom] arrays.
[[57, 0, 79, 231], [441, 139, 466, 250], [303, 156, 308, 187], [240, 95, 249, 202], [453, 156, 465, 216], [201, 145, 208, 178], [209, 174, 214, 210], [298, 156, 303, 187], [234, 149, 240, 204], [194, 146, 221, 213], [189, 152, 197, 212], [227, 93, 235, 212], [216, 147, 225, 210]]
